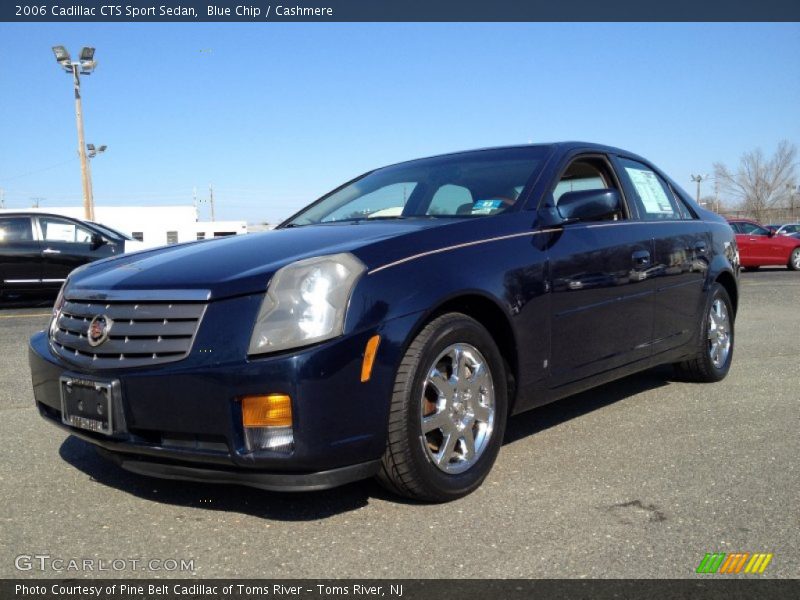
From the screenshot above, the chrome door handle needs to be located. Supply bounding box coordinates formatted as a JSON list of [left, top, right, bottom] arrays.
[[42, 248, 61, 255]]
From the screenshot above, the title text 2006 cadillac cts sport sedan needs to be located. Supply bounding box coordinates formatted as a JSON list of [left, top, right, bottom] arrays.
[[29, 142, 739, 502]]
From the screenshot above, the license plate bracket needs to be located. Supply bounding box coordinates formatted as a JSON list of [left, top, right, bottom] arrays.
[[60, 377, 118, 435]]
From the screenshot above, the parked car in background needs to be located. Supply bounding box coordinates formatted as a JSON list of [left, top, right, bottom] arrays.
[[728, 218, 800, 271], [29, 142, 739, 502], [0, 212, 144, 300]]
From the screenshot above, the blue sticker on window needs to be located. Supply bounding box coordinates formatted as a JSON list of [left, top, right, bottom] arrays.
[[471, 199, 504, 214]]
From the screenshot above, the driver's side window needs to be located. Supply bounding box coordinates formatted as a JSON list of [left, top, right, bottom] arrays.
[[740, 223, 769, 236], [552, 160, 610, 206], [38, 217, 94, 244], [550, 157, 622, 222]]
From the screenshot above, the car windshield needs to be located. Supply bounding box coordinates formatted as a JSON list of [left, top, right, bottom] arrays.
[[283, 146, 552, 227], [89, 221, 133, 241]]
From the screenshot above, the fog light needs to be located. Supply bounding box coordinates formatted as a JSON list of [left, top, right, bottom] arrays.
[[241, 394, 293, 453]]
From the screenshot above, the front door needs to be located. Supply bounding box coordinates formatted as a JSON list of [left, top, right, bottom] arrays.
[[546, 155, 656, 387], [36, 215, 107, 283]]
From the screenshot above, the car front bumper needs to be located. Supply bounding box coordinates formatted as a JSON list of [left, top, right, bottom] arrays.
[[28, 305, 420, 491]]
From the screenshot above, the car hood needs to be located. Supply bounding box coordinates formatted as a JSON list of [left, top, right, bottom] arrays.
[[67, 220, 443, 301]]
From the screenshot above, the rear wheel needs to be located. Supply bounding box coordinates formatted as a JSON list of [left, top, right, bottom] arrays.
[[741, 265, 760, 272], [673, 282, 734, 382], [788, 248, 800, 271], [377, 313, 508, 502]]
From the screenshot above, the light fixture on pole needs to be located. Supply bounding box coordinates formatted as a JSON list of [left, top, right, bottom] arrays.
[[86, 143, 107, 159], [690, 174, 709, 205], [51, 45, 98, 221]]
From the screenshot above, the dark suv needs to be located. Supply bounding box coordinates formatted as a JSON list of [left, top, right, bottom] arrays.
[[0, 212, 133, 300]]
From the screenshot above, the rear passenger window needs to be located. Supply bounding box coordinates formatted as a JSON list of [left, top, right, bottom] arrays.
[[619, 158, 683, 221], [0, 217, 34, 242]]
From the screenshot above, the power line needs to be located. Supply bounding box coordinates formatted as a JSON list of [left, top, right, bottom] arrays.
[[0, 158, 78, 182]]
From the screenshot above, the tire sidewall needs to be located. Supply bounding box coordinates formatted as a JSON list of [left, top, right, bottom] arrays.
[[789, 248, 800, 271], [403, 316, 508, 499]]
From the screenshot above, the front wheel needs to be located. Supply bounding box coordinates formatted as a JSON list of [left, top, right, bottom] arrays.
[[377, 313, 508, 502], [673, 282, 734, 382], [788, 248, 800, 271]]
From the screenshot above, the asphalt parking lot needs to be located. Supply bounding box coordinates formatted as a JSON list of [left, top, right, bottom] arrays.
[[1, 271, 797, 579]]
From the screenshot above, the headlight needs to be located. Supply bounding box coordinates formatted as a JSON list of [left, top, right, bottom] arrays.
[[248, 253, 366, 355], [49, 281, 67, 338]]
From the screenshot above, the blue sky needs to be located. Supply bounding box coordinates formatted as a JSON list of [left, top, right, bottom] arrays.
[[0, 23, 798, 224]]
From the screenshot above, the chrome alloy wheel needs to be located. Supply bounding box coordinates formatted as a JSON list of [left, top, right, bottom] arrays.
[[707, 298, 731, 369], [792, 249, 800, 270], [420, 343, 495, 474]]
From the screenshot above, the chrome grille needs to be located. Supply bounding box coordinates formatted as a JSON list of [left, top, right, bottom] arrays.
[[51, 299, 206, 369]]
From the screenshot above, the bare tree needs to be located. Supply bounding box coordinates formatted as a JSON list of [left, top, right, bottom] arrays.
[[713, 141, 797, 222]]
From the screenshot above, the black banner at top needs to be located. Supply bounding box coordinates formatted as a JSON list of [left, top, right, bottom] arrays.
[[2, 0, 800, 22]]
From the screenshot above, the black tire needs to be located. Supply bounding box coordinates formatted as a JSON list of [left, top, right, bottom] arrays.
[[741, 266, 760, 272], [377, 313, 508, 502], [673, 282, 734, 382], [788, 248, 800, 271]]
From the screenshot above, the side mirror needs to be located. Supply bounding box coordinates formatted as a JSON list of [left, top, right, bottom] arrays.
[[557, 189, 621, 223], [90, 233, 107, 250]]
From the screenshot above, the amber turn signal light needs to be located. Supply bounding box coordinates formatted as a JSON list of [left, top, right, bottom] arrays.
[[361, 335, 381, 382], [241, 394, 292, 428]]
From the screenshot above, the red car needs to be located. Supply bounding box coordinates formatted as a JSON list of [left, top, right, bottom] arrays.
[[728, 218, 800, 271]]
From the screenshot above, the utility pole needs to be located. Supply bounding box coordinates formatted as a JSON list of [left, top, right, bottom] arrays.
[[690, 174, 709, 205], [31, 197, 44, 208], [209, 184, 216, 222], [0, 188, 5, 209], [52, 46, 98, 221], [197, 185, 216, 221]]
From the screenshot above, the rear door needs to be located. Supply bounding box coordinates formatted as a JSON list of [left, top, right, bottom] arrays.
[[613, 157, 708, 354], [0, 216, 42, 291], [546, 153, 656, 386]]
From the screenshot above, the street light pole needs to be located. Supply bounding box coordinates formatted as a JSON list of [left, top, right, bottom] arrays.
[[71, 64, 94, 221], [690, 174, 709, 205], [52, 46, 97, 221]]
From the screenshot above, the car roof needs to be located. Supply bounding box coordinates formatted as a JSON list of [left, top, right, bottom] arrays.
[[0, 211, 83, 220], [423, 141, 641, 159], [372, 141, 653, 176]]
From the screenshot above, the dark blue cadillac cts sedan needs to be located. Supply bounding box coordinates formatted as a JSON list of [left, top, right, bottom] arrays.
[[28, 142, 739, 502]]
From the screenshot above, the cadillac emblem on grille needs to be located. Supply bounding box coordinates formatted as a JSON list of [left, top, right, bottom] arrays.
[[86, 315, 113, 347]]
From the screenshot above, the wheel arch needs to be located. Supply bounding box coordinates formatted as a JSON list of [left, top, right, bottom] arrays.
[[714, 270, 738, 317], [404, 292, 520, 414]]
